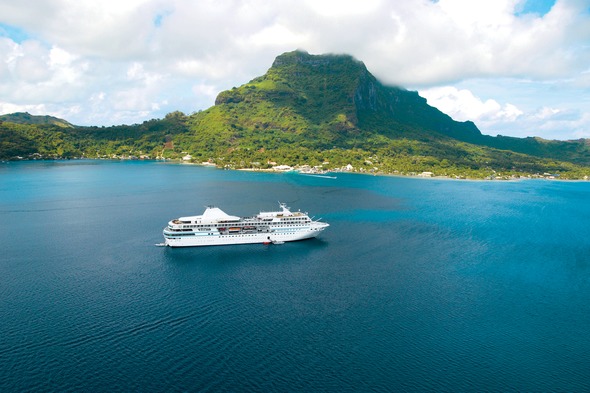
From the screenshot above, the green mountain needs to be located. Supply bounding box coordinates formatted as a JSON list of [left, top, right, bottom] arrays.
[[172, 50, 589, 177], [206, 50, 482, 147], [0, 112, 74, 128], [1, 50, 589, 179]]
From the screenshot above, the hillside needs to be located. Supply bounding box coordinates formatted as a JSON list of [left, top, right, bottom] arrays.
[[0, 112, 74, 128], [1, 50, 589, 179], [0, 112, 189, 160]]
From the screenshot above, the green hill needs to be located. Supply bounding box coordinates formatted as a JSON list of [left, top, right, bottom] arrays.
[[0, 112, 74, 128], [0, 112, 189, 160], [1, 50, 589, 179]]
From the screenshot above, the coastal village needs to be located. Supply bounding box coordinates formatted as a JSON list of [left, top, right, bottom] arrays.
[[178, 154, 588, 181], [6, 151, 588, 181]]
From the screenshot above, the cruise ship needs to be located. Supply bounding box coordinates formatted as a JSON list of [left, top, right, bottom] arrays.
[[162, 203, 329, 247]]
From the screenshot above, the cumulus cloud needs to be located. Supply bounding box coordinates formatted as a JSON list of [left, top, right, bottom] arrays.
[[361, 0, 590, 86], [303, 0, 382, 17], [420, 86, 523, 122], [419, 84, 590, 140], [0, 0, 588, 138]]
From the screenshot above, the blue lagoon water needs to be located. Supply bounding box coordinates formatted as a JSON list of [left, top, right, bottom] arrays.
[[1, 160, 590, 391]]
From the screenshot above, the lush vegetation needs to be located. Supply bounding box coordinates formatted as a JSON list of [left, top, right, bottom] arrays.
[[1, 50, 590, 179], [0, 111, 189, 160], [0, 112, 74, 128]]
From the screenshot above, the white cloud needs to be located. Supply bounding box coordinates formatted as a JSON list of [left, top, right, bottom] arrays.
[[49, 46, 76, 66], [498, 103, 524, 122], [419, 86, 523, 123], [419, 83, 590, 140], [0, 102, 48, 115], [535, 106, 561, 120], [14, 56, 51, 83], [241, 24, 308, 48], [304, 0, 382, 17], [192, 83, 218, 100], [0, 0, 588, 138]]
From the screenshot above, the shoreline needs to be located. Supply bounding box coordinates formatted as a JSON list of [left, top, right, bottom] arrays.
[[3, 156, 589, 182]]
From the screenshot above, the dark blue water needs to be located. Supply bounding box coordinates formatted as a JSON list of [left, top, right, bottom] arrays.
[[1, 160, 590, 391]]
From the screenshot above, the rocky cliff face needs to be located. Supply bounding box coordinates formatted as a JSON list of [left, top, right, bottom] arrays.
[[260, 50, 483, 141]]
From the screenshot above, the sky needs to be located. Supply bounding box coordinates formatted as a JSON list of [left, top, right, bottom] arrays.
[[1, 0, 589, 140]]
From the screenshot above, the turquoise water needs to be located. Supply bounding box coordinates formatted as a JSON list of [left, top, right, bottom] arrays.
[[1, 160, 590, 391]]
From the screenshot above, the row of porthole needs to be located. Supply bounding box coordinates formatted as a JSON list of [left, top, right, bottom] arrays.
[[170, 228, 306, 235], [168, 230, 304, 240]]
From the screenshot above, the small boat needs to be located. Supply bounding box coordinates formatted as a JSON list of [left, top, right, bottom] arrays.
[[299, 172, 337, 179]]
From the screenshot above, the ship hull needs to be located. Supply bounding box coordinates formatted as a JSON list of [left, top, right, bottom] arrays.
[[164, 225, 327, 247]]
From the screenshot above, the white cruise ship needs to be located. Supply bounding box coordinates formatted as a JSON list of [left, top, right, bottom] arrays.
[[162, 203, 329, 247]]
